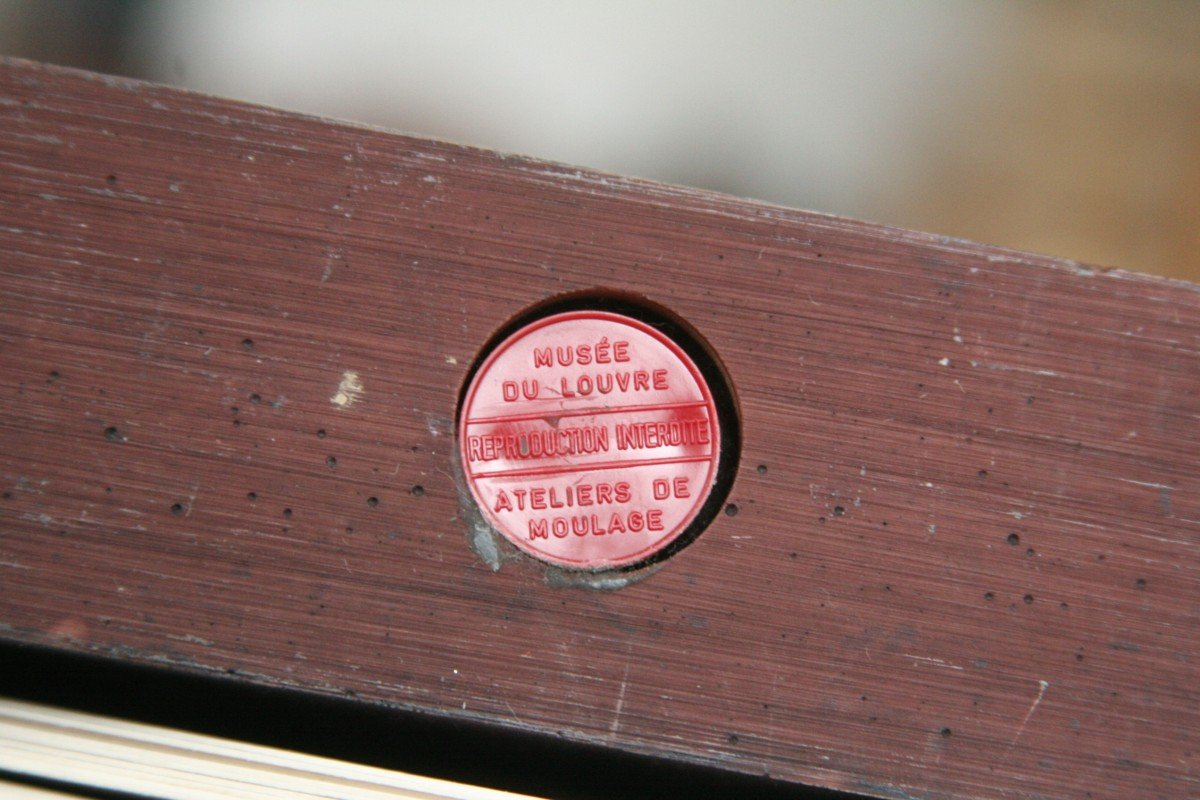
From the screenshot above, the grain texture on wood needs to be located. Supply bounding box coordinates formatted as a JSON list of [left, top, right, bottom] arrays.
[[1, 59, 1197, 800]]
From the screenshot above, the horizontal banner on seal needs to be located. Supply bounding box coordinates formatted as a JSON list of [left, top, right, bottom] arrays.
[[462, 402, 715, 479]]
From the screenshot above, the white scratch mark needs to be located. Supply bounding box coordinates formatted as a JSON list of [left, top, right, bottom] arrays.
[[614, 642, 633, 738], [938, 357, 951, 366], [973, 361, 1060, 377], [426, 415, 450, 437], [1011, 680, 1050, 745], [331, 371, 364, 408], [320, 247, 343, 283], [905, 655, 963, 671], [1119, 479, 1173, 490], [610, 660, 632, 734], [166, 634, 213, 647], [445, 355, 458, 365]]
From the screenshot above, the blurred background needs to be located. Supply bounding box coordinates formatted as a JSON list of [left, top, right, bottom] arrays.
[[2, 0, 1198, 281]]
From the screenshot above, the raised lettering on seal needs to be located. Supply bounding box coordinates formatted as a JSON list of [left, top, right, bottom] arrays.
[[533, 337, 632, 369]]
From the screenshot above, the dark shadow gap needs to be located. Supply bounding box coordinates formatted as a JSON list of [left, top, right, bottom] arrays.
[[1, 641, 868, 800]]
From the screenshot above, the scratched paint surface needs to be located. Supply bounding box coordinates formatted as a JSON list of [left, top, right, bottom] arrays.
[[0, 59, 1198, 799]]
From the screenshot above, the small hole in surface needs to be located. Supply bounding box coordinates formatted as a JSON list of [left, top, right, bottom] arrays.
[[1023, 594, 1034, 604], [170, 503, 185, 516], [1135, 578, 1147, 589], [367, 497, 379, 508], [977, 469, 988, 479], [282, 508, 293, 519], [724, 503, 738, 517], [983, 592, 995, 601], [103, 426, 123, 443], [940, 727, 952, 738], [246, 492, 257, 501], [410, 485, 425, 497], [1007, 533, 1020, 546], [326, 456, 337, 469], [241, 338, 254, 350], [756, 464, 767, 475], [316, 429, 327, 439], [833, 505, 845, 516]]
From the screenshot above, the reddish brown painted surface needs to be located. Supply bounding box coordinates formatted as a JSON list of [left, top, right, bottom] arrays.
[[0, 59, 1197, 799]]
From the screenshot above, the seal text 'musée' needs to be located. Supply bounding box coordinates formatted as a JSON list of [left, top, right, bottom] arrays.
[[532, 337, 630, 368]]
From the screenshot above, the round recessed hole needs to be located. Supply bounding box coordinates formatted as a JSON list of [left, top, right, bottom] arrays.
[[456, 293, 740, 573]]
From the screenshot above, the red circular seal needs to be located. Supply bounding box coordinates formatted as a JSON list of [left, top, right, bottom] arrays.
[[459, 310, 720, 570]]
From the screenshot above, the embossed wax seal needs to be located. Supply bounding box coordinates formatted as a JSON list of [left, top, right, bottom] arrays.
[[459, 310, 721, 570]]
